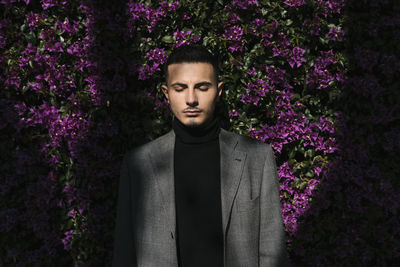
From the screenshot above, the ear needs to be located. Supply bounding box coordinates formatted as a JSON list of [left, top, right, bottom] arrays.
[[217, 81, 223, 101], [161, 84, 169, 103]]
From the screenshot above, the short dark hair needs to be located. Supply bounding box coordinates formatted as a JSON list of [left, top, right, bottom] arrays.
[[163, 44, 219, 83]]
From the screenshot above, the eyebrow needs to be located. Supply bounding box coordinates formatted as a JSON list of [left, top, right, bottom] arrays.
[[170, 81, 213, 88]]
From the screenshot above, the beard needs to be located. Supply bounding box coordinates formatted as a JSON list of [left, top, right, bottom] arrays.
[[181, 115, 214, 129], [183, 118, 203, 128]]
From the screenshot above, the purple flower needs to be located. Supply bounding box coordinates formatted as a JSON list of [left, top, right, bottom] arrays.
[[25, 12, 47, 30], [252, 18, 265, 28], [159, 0, 179, 12], [306, 50, 339, 88], [68, 209, 77, 219], [240, 93, 260, 105], [303, 16, 321, 36], [223, 25, 243, 41], [314, 166, 322, 176], [126, 1, 178, 33], [4, 70, 21, 90], [288, 46, 306, 68], [232, 0, 258, 9], [41, 0, 67, 10], [0, 35, 5, 50], [223, 25, 245, 52], [229, 109, 239, 117], [229, 13, 241, 23], [0, 0, 29, 5], [173, 30, 200, 47], [316, 0, 345, 17], [328, 27, 345, 41], [265, 65, 286, 85], [249, 18, 265, 35], [271, 32, 290, 57], [138, 64, 159, 80], [146, 48, 166, 64], [228, 41, 244, 53], [56, 18, 79, 36], [316, 117, 335, 133], [247, 67, 257, 76], [284, 0, 306, 7], [61, 230, 74, 251], [144, 92, 169, 111]]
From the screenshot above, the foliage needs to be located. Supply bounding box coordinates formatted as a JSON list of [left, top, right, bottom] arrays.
[[290, 1, 400, 265], [0, 0, 398, 266]]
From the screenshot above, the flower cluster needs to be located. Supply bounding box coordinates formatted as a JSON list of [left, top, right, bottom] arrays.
[[138, 48, 168, 80], [127, 1, 179, 35], [173, 29, 201, 47], [232, 0, 258, 10], [289, 1, 400, 265], [223, 25, 244, 52], [328, 26, 345, 41], [306, 49, 341, 89], [284, 0, 306, 7], [1, 0, 125, 265], [288, 46, 306, 68]]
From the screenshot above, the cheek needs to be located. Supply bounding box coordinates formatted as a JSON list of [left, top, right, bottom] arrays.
[[204, 95, 217, 109], [169, 96, 183, 110]]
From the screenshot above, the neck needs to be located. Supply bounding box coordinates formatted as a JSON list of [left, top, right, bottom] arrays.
[[172, 116, 220, 144]]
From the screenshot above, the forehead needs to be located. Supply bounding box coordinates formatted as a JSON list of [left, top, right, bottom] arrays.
[[167, 62, 215, 84]]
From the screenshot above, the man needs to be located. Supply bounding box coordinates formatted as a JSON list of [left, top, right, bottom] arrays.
[[113, 45, 288, 266]]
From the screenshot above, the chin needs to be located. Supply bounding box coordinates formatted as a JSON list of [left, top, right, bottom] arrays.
[[181, 117, 205, 128]]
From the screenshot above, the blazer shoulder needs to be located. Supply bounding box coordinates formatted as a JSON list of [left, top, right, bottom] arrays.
[[225, 129, 272, 154]]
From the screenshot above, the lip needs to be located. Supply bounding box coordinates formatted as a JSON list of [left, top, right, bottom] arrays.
[[184, 110, 201, 115]]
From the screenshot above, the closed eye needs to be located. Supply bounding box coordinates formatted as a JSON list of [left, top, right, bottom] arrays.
[[173, 87, 185, 92], [195, 82, 212, 91]]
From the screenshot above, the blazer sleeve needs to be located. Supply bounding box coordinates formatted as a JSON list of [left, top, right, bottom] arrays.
[[112, 151, 137, 267], [259, 144, 289, 267]]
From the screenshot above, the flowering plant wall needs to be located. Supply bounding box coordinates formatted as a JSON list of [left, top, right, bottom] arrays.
[[291, 1, 400, 265], [1, 0, 398, 266], [1, 0, 129, 265]]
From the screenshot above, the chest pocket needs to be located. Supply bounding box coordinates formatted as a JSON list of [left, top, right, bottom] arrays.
[[235, 195, 260, 213]]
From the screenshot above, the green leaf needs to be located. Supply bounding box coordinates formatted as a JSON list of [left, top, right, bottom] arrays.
[[304, 149, 314, 158], [305, 171, 314, 178], [161, 35, 174, 43], [261, 8, 268, 16], [20, 23, 26, 32], [22, 85, 29, 93], [299, 181, 308, 189]]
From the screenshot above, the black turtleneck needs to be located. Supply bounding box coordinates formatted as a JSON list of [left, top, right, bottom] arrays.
[[173, 116, 224, 267]]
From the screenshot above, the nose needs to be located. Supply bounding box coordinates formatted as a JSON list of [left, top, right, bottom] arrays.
[[186, 88, 198, 107]]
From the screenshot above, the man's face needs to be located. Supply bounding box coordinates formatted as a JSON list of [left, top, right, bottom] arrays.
[[162, 62, 223, 128]]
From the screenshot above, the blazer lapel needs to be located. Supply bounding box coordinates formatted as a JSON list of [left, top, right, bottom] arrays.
[[148, 128, 247, 240], [219, 129, 247, 236], [148, 130, 177, 236]]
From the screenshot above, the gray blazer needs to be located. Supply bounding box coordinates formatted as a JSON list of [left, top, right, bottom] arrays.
[[113, 128, 288, 267]]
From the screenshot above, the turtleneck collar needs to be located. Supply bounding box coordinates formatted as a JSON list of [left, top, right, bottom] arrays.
[[172, 115, 220, 144]]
